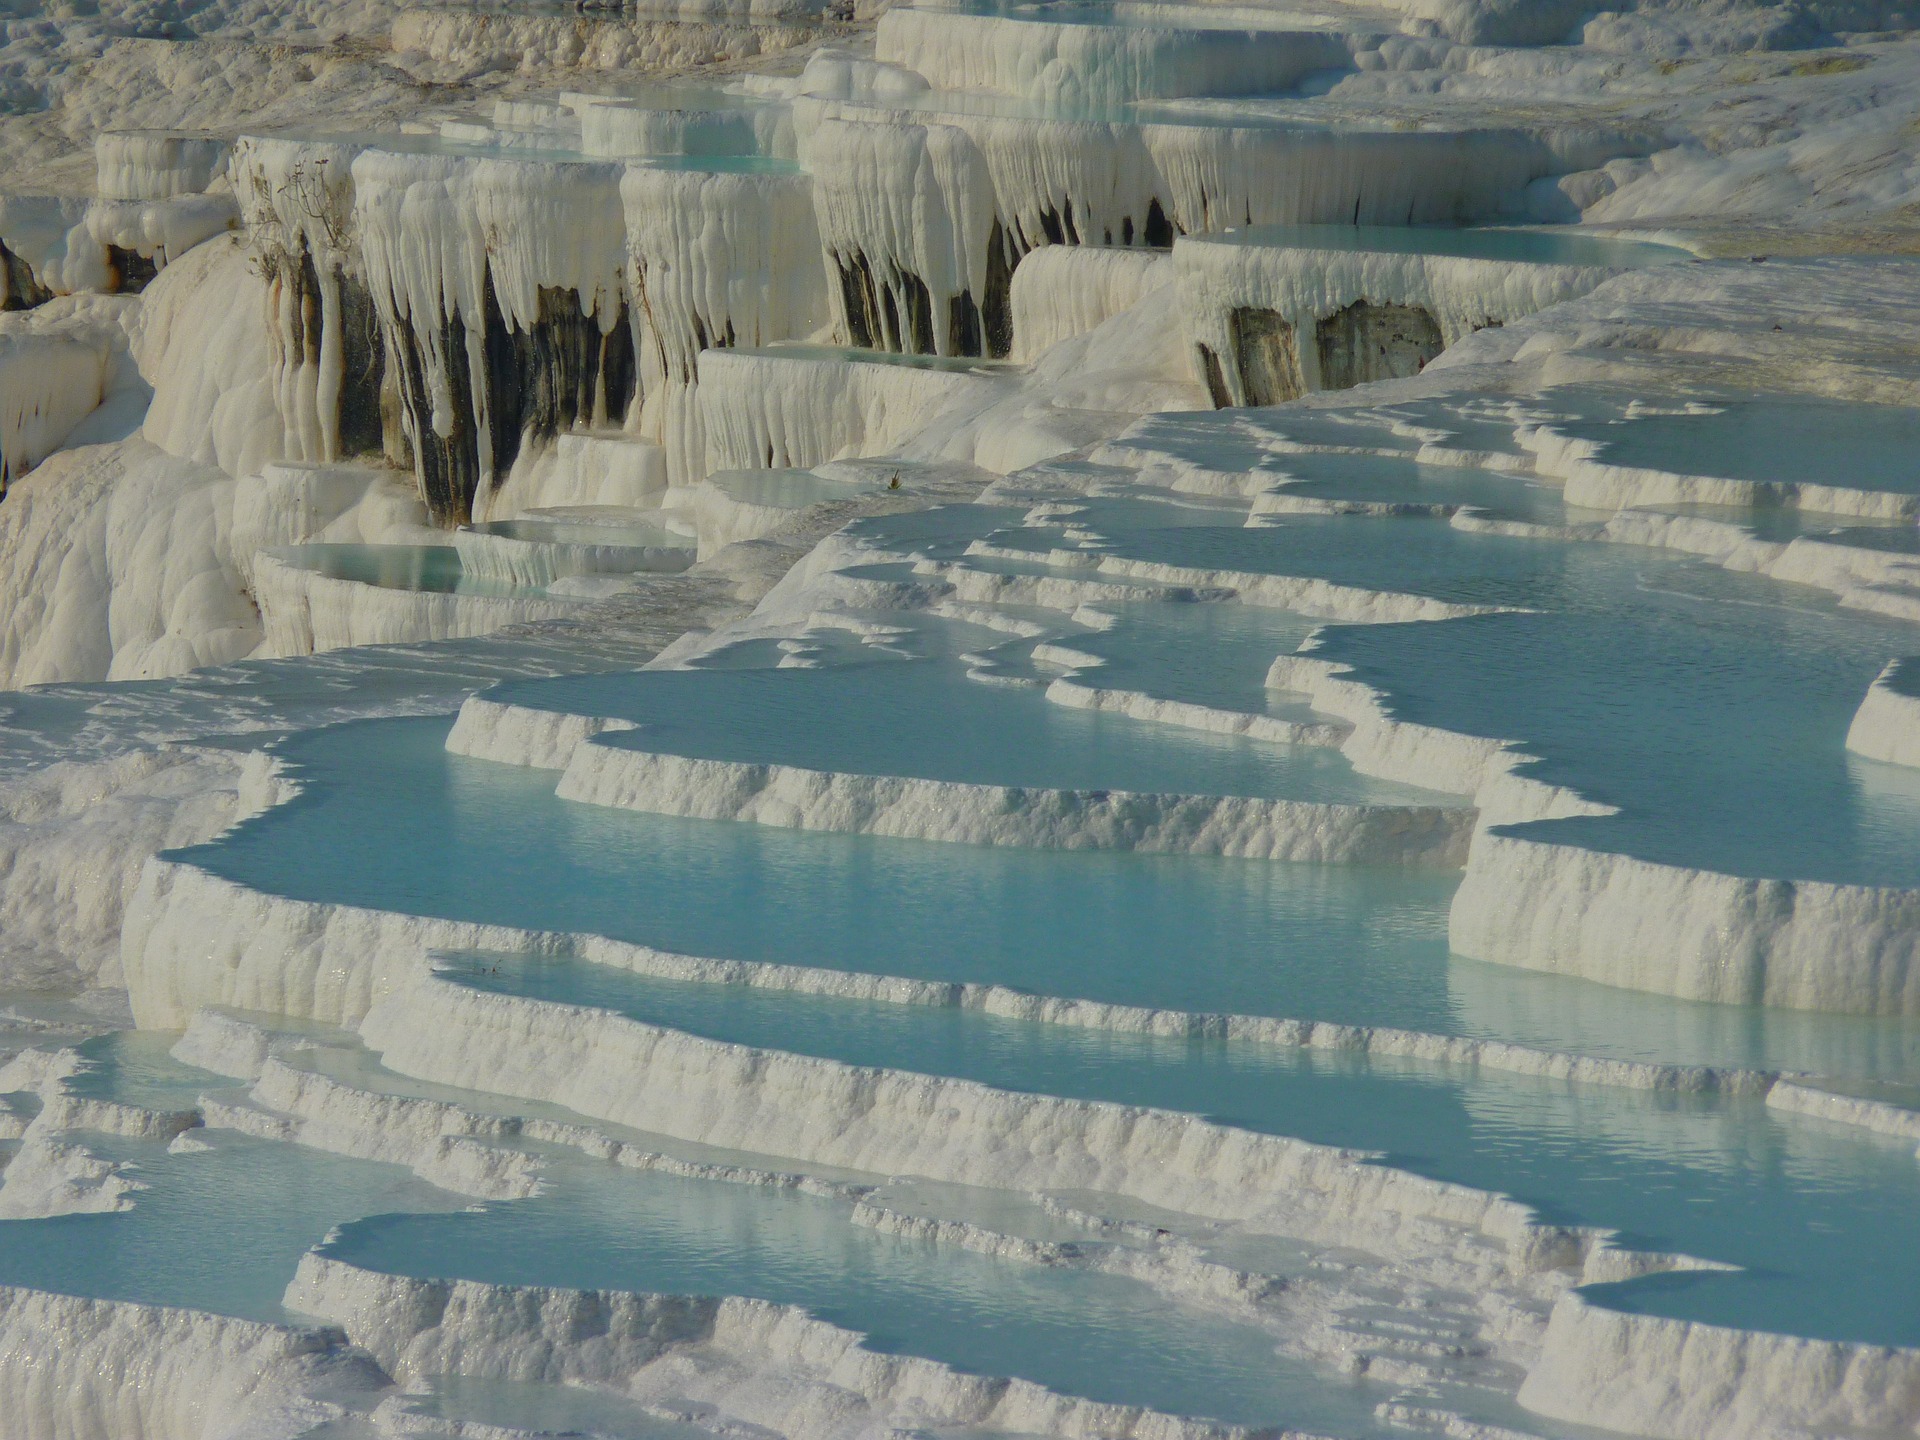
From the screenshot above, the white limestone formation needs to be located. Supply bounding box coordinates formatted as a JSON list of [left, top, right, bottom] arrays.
[[0, 1287, 386, 1440], [1848, 660, 1920, 769]]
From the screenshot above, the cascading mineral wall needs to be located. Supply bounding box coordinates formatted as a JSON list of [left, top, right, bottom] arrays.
[[231, 136, 391, 469], [352, 150, 633, 525]]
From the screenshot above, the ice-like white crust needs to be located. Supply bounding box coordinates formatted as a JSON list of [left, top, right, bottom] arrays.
[[202, 1058, 542, 1201], [797, 94, 1630, 340], [387, 7, 832, 77], [481, 431, 669, 519], [172, 1006, 275, 1081], [542, 725, 1470, 862], [1263, 652, 1603, 828], [0, 331, 112, 486], [121, 861, 538, 1028], [0, 1284, 386, 1440], [444, 696, 639, 769], [1451, 827, 1920, 1014], [1010, 247, 1176, 363], [131, 863, 1785, 1104], [0, 194, 106, 296], [85, 195, 238, 271], [1519, 1290, 1920, 1440], [95, 131, 230, 203], [1175, 236, 1635, 403], [0, 748, 257, 992], [228, 134, 369, 468], [251, 551, 586, 658], [135, 231, 296, 482], [227, 462, 431, 590], [581, 96, 796, 162], [875, 6, 1367, 107], [289, 1255, 1272, 1440], [1847, 659, 1920, 770], [351, 147, 632, 506], [1047, 675, 1348, 746], [1764, 1080, 1920, 1144], [623, 165, 828, 484], [0, 1131, 146, 1218], [358, 972, 1599, 1284], [1525, 421, 1920, 520], [696, 345, 1005, 473]]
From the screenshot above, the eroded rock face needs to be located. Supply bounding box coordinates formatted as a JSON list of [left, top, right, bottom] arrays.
[[381, 282, 636, 527], [0, 242, 51, 312], [1229, 306, 1303, 406], [832, 221, 1015, 359], [1314, 300, 1444, 390]]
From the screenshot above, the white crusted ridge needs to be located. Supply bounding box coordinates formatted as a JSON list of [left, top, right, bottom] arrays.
[[548, 736, 1474, 865], [1519, 1290, 1920, 1440], [199, 1057, 544, 1202], [359, 971, 1621, 1287], [1451, 827, 1920, 1015], [289, 1255, 1288, 1440], [0, 1285, 386, 1440], [252, 551, 588, 658], [126, 860, 1793, 1107], [1847, 659, 1920, 770]]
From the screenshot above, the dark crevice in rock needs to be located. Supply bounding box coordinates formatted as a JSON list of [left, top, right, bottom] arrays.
[[1144, 199, 1175, 249], [107, 246, 159, 294], [0, 241, 51, 311], [1315, 301, 1444, 390], [279, 248, 388, 459], [1229, 307, 1304, 407], [487, 280, 637, 491], [1196, 344, 1232, 410], [384, 276, 636, 525], [388, 303, 481, 527], [981, 220, 1014, 360]]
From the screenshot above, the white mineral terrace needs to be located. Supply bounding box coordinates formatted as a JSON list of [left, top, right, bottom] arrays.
[[6, 1, 1920, 1438]]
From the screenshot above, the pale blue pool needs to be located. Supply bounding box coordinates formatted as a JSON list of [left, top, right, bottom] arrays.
[[270, 544, 538, 599], [473, 652, 1463, 806], [440, 954, 1920, 1349], [177, 715, 1463, 1029], [173, 715, 1920, 1079], [1063, 499, 1920, 889], [1188, 225, 1694, 268], [1550, 394, 1920, 498], [320, 1147, 1398, 1434]]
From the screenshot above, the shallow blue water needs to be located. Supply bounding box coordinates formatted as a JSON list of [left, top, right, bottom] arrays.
[[175, 715, 1920, 1078], [0, 1037, 1395, 1434], [1072, 503, 1920, 887], [180, 715, 1462, 1028], [476, 651, 1459, 805], [1053, 600, 1325, 714], [1191, 225, 1693, 268], [709, 468, 874, 508], [321, 1148, 1395, 1434], [0, 1035, 457, 1323], [271, 544, 536, 598], [1256, 453, 1572, 522], [469, 517, 693, 549], [443, 956, 1920, 1348], [1550, 394, 1920, 496]]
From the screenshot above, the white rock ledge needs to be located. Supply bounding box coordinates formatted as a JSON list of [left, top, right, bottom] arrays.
[[1451, 828, 1920, 1015], [550, 738, 1475, 865], [1847, 659, 1920, 770], [1519, 1290, 1920, 1440], [126, 862, 1790, 1104], [0, 1284, 384, 1440], [354, 973, 1630, 1288], [288, 1255, 1277, 1440]]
